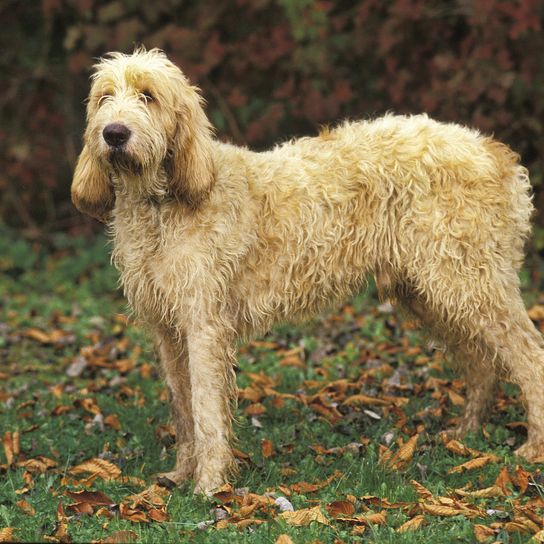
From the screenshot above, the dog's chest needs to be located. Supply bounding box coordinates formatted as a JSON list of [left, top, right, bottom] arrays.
[[111, 207, 211, 326]]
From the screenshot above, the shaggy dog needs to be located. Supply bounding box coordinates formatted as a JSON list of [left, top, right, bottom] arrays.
[[72, 48, 544, 494]]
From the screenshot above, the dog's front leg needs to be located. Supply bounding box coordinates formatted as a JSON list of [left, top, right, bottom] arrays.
[[187, 321, 238, 494], [154, 329, 196, 485]]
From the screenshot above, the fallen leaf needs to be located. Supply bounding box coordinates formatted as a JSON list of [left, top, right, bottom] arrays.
[[495, 466, 514, 495], [16, 499, 35, 516], [420, 503, 464, 517], [473, 524, 496, 542], [326, 500, 355, 518], [448, 455, 496, 474], [275, 535, 294, 544], [18, 456, 57, 474], [397, 514, 425, 532], [70, 458, 121, 482], [119, 503, 148, 523], [0, 529, 15, 543], [102, 531, 138, 543], [512, 465, 530, 494], [410, 479, 433, 500], [454, 486, 504, 498], [447, 389, 465, 406], [388, 434, 419, 469], [261, 439, 274, 458], [279, 505, 330, 526]]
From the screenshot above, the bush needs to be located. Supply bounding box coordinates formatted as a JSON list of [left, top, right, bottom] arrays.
[[2, 0, 543, 236]]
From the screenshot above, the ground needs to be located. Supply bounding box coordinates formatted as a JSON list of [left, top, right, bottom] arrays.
[[0, 226, 543, 543]]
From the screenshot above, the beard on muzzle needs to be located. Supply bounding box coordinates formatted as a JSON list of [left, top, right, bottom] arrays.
[[108, 148, 143, 175]]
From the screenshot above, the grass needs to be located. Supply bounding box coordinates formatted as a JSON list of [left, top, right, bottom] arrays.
[[0, 225, 543, 543]]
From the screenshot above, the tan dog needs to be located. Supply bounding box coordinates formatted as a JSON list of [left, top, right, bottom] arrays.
[[72, 48, 544, 493]]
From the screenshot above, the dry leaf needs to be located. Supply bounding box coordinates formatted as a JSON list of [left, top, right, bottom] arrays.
[[69, 458, 121, 482], [275, 535, 294, 544], [442, 437, 480, 457], [397, 515, 425, 532], [261, 439, 274, 458], [388, 434, 419, 469], [512, 465, 530, 494], [343, 394, 389, 406], [455, 486, 504, 498], [15, 499, 35, 516], [279, 506, 330, 526], [421, 503, 464, 517], [448, 455, 495, 474], [447, 389, 465, 406], [119, 503, 148, 523], [495, 465, 513, 495], [102, 531, 138, 543], [19, 456, 57, 474], [410, 480, 433, 500], [473, 524, 496, 542], [326, 500, 355, 518], [0, 529, 15, 543]]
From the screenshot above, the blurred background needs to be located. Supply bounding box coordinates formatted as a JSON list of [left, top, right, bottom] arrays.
[[1, 0, 544, 244]]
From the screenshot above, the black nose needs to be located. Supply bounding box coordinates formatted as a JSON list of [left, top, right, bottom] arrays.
[[103, 123, 131, 147]]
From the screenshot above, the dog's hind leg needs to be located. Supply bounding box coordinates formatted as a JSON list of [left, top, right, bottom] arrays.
[[405, 272, 544, 461], [399, 292, 497, 436], [154, 329, 197, 485]]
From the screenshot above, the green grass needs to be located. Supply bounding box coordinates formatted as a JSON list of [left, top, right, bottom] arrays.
[[0, 225, 542, 543]]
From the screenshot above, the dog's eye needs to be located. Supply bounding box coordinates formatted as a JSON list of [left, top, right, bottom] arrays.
[[97, 94, 112, 107], [140, 91, 154, 104]]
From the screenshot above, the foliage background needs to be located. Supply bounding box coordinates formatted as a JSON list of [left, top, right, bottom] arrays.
[[2, 0, 544, 237]]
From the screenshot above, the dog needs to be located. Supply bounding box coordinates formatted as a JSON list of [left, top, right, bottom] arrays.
[[72, 48, 544, 494]]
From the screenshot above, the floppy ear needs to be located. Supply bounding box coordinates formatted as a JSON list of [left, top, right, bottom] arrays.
[[168, 89, 215, 208], [71, 144, 115, 223]]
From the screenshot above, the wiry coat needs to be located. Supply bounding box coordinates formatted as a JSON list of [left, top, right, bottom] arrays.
[[72, 49, 544, 493]]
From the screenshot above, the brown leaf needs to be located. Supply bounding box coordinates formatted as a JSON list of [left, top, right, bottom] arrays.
[[326, 500, 355, 518], [104, 414, 122, 431], [454, 486, 504, 498], [473, 524, 496, 542], [275, 535, 294, 544], [261, 439, 274, 458], [397, 514, 425, 532], [0, 529, 16, 543], [19, 456, 57, 474], [3, 432, 15, 466], [51, 501, 70, 543], [448, 455, 496, 474], [15, 499, 35, 516], [442, 437, 481, 457], [147, 508, 168, 522], [420, 503, 464, 517], [67, 490, 114, 506], [512, 465, 530, 494], [119, 503, 148, 523], [25, 328, 53, 343], [531, 529, 544, 542], [102, 531, 138, 543], [388, 434, 419, 469], [244, 403, 267, 416], [69, 458, 121, 482], [447, 389, 465, 406], [410, 480, 433, 500], [126, 484, 169, 509], [495, 466, 514, 495], [343, 394, 389, 406], [279, 506, 330, 526]]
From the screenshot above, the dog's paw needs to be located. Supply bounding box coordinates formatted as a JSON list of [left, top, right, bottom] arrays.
[[153, 469, 191, 488], [515, 441, 544, 463]]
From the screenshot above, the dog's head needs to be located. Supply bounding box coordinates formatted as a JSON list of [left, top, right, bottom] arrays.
[[71, 48, 214, 221]]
